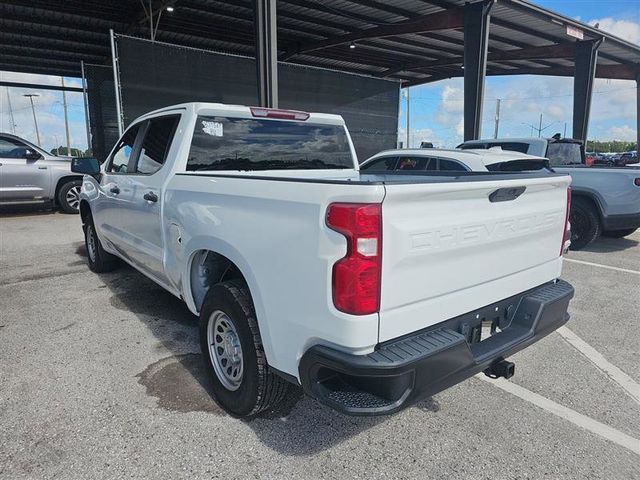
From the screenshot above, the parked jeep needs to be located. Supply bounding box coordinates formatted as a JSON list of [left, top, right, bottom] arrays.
[[459, 137, 640, 249]]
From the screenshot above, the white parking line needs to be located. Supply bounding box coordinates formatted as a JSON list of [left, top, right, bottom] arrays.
[[557, 326, 640, 404], [564, 258, 640, 275], [477, 375, 640, 456]]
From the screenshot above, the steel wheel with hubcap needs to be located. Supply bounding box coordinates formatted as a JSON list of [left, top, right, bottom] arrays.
[[83, 214, 118, 273], [199, 280, 288, 417], [207, 310, 244, 391], [86, 224, 97, 264]]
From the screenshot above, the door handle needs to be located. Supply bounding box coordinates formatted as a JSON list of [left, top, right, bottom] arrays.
[[110, 186, 120, 194], [143, 191, 158, 203]]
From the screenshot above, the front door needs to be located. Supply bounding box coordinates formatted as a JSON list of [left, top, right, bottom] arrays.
[[93, 123, 144, 257]]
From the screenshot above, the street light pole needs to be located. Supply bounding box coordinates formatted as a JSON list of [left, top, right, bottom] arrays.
[[406, 87, 411, 148], [23, 94, 41, 146], [61, 77, 71, 156], [493, 98, 501, 139]]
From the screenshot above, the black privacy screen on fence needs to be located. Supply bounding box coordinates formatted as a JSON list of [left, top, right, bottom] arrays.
[[84, 64, 120, 162], [115, 35, 399, 161]]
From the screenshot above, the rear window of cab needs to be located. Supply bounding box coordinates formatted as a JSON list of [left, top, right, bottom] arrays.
[[187, 116, 354, 171]]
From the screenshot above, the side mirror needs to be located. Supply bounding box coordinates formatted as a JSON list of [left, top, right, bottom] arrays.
[[71, 157, 101, 175], [23, 148, 41, 161]]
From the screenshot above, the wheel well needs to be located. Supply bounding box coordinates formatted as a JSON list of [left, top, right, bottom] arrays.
[[190, 250, 246, 312], [54, 175, 83, 205], [572, 193, 602, 222], [79, 200, 91, 226]]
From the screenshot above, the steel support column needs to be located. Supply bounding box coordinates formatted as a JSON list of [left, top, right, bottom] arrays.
[[636, 72, 640, 151], [254, 0, 278, 108], [463, 0, 494, 141], [572, 38, 603, 143]]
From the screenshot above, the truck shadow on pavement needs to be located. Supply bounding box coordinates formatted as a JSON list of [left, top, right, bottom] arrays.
[[580, 236, 639, 253], [92, 259, 440, 455]]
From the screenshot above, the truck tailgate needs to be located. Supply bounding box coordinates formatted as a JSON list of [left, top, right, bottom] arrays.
[[379, 174, 570, 342]]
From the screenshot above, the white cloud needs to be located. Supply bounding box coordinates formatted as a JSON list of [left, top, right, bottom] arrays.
[[588, 17, 640, 45], [398, 127, 443, 148], [606, 125, 636, 141]]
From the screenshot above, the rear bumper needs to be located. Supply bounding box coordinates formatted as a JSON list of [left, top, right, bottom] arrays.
[[602, 212, 640, 231], [299, 280, 574, 416]]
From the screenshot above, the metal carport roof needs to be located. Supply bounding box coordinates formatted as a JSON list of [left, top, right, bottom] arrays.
[[1, 0, 638, 84]]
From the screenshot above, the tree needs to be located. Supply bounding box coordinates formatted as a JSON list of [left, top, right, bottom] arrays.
[[585, 140, 636, 153]]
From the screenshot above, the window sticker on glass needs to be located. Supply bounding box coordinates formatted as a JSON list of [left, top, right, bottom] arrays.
[[202, 121, 223, 137]]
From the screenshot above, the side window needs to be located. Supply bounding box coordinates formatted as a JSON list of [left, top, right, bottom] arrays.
[[438, 159, 468, 171], [360, 156, 398, 171], [0, 137, 28, 158], [135, 115, 180, 175], [107, 125, 140, 173], [397, 156, 436, 171]]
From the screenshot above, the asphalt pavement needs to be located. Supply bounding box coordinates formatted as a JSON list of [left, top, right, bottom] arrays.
[[1, 209, 638, 479]]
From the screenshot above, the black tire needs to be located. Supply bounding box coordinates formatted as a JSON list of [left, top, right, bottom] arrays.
[[602, 228, 637, 238], [84, 215, 118, 273], [199, 280, 288, 417], [569, 197, 601, 250], [57, 179, 82, 214]]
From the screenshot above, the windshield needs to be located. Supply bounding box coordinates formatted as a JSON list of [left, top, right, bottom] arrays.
[[187, 116, 354, 171], [546, 142, 583, 166]]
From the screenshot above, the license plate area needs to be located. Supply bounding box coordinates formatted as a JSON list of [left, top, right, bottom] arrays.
[[457, 296, 521, 346]]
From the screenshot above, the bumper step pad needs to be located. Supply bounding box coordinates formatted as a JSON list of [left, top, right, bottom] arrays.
[[299, 280, 574, 415]]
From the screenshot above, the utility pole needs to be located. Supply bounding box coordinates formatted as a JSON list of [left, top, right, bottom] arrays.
[[522, 114, 556, 138], [406, 87, 411, 148], [538, 113, 543, 138], [23, 94, 41, 146], [61, 77, 71, 156], [563, 122, 567, 139], [493, 98, 501, 139], [6, 88, 16, 134]]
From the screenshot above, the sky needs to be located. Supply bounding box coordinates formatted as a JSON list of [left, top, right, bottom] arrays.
[[0, 72, 87, 153], [0, 0, 638, 153], [399, 0, 640, 148]]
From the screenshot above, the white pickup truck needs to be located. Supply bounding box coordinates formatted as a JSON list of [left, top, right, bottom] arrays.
[[73, 103, 574, 417]]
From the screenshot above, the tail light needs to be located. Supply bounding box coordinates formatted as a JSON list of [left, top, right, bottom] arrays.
[[561, 187, 572, 256], [250, 107, 310, 121], [585, 155, 594, 167], [326, 203, 382, 315], [634, 178, 640, 187]]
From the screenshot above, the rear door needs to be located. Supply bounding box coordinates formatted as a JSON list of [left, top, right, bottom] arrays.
[[378, 174, 571, 341]]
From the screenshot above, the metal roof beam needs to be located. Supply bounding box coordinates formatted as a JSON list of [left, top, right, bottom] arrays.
[[380, 41, 576, 77], [0, 80, 83, 93], [0, 63, 79, 77], [484, 63, 639, 80], [280, 5, 465, 61]]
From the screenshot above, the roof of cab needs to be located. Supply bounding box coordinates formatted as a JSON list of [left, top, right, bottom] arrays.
[[363, 148, 547, 171], [136, 102, 346, 125]]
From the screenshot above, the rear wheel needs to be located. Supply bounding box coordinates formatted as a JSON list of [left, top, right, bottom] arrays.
[[58, 179, 82, 214], [602, 228, 637, 238], [84, 215, 118, 273], [199, 280, 288, 417], [569, 198, 601, 250]]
